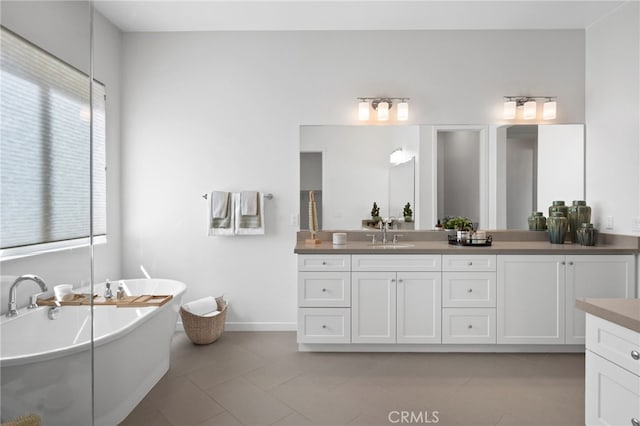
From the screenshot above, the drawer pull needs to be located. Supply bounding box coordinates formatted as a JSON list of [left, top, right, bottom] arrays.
[[321, 288, 327, 292], [468, 262, 473, 266], [322, 325, 327, 329], [568, 261, 574, 265], [467, 324, 473, 329], [467, 288, 473, 293], [631, 350, 640, 361], [321, 261, 327, 265], [398, 279, 403, 283], [631, 418, 640, 426]]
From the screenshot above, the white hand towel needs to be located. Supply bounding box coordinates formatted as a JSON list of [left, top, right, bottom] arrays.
[[241, 191, 258, 216], [235, 192, 265, 235], [183, 296, 218, 316], [211, 191, 230, 219]]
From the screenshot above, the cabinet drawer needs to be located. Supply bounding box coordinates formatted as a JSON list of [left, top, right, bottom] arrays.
[[298, 272, 350, 307], [586, 314, 640, 376], [443, 272, 496, 308], [442, 308, 496, 344], [298, 254, 350, 271], [352, 255, 441, 272], [443, 255, 496, 272], [297, 308, 351, 344], [586, 350, 640, 426]]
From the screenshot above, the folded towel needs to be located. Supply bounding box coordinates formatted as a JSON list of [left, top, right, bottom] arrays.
[[211, 191, 230, 219], [241, 191, 258, 216], [235, 192, 265, 235], [208, 191, 234, 236], [183, 296, 218, 316]]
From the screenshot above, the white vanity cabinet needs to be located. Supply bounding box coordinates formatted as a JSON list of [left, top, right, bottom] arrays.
[[565, 255, 635, 344], [497, 255, 565, 344], [351, 255, 441, 344], [442, 255, 497, 344], [297, 254, 351, 344], [585, 314, 640, 426], [497, 254, 635, 345]]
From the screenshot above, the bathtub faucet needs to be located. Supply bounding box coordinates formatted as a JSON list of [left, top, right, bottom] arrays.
[[7, 275, 48, 317]]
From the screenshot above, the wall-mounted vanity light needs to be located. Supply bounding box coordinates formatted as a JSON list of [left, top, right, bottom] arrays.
[[503, 96, 557, 120], [357, 97, 410, 121]]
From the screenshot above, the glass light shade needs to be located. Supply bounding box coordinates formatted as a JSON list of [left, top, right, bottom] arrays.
[[396, 101, 409, 121], [358, 101, 370, 121], [503, 100, 516, 119], [389, 148, 403, 165], [523, 100, 537, 120], [543, 100, 557, 120], [377, 101, 389, 121]]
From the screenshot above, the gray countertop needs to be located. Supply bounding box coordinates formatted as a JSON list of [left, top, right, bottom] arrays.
[[576, 298, 640, 333], [294, 239, 639, 255]]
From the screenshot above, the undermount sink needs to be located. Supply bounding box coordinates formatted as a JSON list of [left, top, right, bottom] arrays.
[[369, 243, 415, 249]]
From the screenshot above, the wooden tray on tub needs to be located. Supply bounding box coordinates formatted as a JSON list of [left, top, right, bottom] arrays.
[[37, 294, 173, 307]]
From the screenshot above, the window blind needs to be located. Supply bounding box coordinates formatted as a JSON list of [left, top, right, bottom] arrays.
[[0, 27, 106, 250]]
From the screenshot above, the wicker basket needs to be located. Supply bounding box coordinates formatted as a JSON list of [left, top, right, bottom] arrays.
[[180, 296, 227, 345], [1, 414, 41, 426]]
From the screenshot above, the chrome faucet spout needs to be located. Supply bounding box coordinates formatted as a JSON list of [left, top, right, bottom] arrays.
[[7, 275, 48, 317], [380, 221, 388, 244]]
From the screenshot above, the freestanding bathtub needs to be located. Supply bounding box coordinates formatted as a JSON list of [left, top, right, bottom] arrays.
[[1, 278, 186, 426]]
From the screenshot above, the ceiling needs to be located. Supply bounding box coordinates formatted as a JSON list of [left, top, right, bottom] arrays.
[[94, 0, 626, 32]]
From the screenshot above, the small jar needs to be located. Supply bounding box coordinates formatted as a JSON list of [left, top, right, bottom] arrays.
[[528, 212, 547, 231], [576, 223, 598, 246], [547, 211, 569, 244], [457, 230, 470, 243], [548, 201, 569, 219], [568, 200, 592, 243]]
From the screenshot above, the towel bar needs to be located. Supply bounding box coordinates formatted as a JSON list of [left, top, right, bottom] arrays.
[[202, 193, 273, 200]]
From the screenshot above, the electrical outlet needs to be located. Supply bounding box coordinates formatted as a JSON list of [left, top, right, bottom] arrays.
[[632, 216, 640, 232], [605, 216, 614, 229], [290, 213, 299, 226]]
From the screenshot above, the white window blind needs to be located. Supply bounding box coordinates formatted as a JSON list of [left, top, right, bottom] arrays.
[[0, 27, 106, 251]]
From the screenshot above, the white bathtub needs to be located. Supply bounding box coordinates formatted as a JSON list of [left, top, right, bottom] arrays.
[[1, 278, 186, 426]]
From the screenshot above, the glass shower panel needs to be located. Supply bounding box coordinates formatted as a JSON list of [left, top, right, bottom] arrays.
[[0, 1, 94, 424]]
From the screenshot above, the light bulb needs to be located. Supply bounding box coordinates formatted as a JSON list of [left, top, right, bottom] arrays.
[[523, 100, 537, 120], [396, 101, 409, 121], [503, 100, 516, 120], [358, 101, 370, 121], [377, 101, 389, 121], [543, 100, 557, 120]]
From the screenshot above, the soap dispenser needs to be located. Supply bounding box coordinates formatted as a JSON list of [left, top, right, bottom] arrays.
[[116, 283, 125, 300], [104, 281, 113, 299]]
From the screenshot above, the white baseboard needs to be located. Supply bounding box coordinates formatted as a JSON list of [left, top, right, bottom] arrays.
[[175, 321, 296, 332]]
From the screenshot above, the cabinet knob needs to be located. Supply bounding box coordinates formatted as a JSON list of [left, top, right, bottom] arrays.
[[467, 288, 473, 293], [631, 418, 639, 426], [322, 325, 327, 329], [398, 279, 403, 283], [321, 261, 327, 265], [568, 261, 574, 265], [467, 324, 473, 329], [631, 350, 640, 361], [391, 278, 396, 283], [468, 262, 473, 266], [321, 288, 327, 292]]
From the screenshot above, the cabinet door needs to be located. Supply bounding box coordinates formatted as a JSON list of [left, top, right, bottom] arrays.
[[397, 272, 442, 344], [586, 350, 640, 426], [352, 272, 396, 343], [566, 255, 635, 344], [497, 255, 565, 344]]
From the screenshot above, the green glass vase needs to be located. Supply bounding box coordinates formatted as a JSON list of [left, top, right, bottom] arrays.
[[568, 200, 591, 243], [547, 211, 568, 244], [548, 200, 568, 219], [528, 212, 547, 231]]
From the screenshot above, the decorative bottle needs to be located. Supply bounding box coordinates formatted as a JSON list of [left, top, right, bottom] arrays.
[[576, 223, 598, 246], [547, 211, 569, 244], [528, 212, 547, 231], [568, 200, 591, 243], [548, 200, 569, 218]]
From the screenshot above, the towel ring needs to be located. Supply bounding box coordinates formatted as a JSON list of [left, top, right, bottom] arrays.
[[202, 193, 273, 200]]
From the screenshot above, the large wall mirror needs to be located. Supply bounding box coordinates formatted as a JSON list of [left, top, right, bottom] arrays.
[[299, 124, 584, 230]]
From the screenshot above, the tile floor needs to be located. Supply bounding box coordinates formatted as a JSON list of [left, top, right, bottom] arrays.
[[121, 332, 585, 426]]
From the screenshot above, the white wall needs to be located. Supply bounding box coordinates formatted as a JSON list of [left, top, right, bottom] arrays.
[[121, 30, 585, 329], [0, 2, 122, 312], [586, 1, 640, 234]]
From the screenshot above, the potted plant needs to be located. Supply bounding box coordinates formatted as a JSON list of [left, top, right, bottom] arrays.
[[403, 202, 413, 222], [370, 202, 381, 224], [443, 216, 473, 231]]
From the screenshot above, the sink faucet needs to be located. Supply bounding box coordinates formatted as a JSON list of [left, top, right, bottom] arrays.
[[380, 220, 389, 244], [7, 275, 48, 317]]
